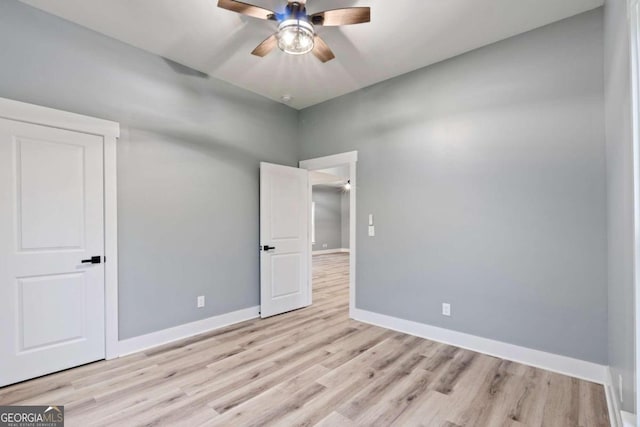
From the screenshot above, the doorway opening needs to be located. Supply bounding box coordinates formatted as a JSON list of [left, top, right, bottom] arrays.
[[300, 151, 357, 317], [310, 168, 350, 315]]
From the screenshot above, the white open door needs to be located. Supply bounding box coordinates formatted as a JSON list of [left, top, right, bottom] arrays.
[[260, 162, 310, 318], [0, 118, 106, 387]]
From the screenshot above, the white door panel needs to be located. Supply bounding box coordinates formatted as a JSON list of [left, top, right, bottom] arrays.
[[18, 138, 85, 250], [0, 118, 105, 387], [260, 162, 309, 318], [271, 253, 302, 297], [19, 273, 86, 350]]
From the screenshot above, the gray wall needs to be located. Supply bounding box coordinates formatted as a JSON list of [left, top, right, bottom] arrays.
[[313, 186, 343, 250], [0, 1, 299, 339], [300, 10, 608, 363], [341, 192, 350, 249], [604, 0, 636, 412]]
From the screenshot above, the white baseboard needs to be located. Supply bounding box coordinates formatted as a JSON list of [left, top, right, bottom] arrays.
[[351, 308, 607, 385], [606, 367, 624, 427], [621, 411, 636, 427], [313, 248, 350, 255], [118, 306, 260, 357]]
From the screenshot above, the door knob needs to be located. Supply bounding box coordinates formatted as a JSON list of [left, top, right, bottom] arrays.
[[81, 256, 102, 264], [262, 245, 276, 251]]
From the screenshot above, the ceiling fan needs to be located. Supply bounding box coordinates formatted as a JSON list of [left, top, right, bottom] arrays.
[[217, 0, 371, 63]]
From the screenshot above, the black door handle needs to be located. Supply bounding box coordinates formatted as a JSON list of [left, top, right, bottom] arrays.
[[262, 245, 276, 251], [81, 256, 102, 264]]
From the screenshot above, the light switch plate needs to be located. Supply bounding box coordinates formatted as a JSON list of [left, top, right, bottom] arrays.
[[197, 296, 205, 308], [369, 214, 374, 226], [368, 225, 375, 237]]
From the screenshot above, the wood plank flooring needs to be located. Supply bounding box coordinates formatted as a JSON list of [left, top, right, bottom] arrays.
[[0, 253, 610, 426]]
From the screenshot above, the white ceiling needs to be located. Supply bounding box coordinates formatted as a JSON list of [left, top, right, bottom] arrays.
[[311, 166, 349, 186], [310, 170, 344, 186], [21, 0, 603, 109]]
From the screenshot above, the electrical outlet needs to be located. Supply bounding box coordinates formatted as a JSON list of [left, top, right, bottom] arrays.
[[197, 296, 205, 308], [442, 303, 451, 317], [619, 374, 623, 403], [323, 243, 328, 248], [368, 225, 375, 237]]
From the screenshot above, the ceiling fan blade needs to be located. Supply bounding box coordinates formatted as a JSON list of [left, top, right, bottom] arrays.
[[251, 34, 278, 57], [309, 7, 370, 26], [217, 0, 276, 20], [311, 36, 335, 63]]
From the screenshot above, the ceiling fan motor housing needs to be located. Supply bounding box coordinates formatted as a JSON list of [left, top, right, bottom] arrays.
[[285, 2, 307, 21]]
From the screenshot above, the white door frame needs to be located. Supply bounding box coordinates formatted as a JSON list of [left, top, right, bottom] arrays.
[[0, 97, 120, 360], [629, 0, 640, 418], [300, 151, 357, 317]]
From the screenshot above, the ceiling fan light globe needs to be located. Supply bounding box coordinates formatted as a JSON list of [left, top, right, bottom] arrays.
[[281, 30, 296, 46], [277, 19, 315, 55]]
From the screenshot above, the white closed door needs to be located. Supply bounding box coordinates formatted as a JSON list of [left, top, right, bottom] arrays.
[[0, 118, 105, 387], [260, 162, 310, 318]]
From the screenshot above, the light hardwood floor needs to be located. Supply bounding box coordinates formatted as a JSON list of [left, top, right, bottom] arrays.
[[1, 253, 610, 426]]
